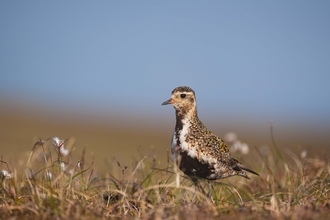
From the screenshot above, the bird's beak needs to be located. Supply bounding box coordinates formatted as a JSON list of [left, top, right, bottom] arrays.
[[162, 98, 175, 105]]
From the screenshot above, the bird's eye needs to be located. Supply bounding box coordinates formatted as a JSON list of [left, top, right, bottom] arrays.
[[180, 94, 186, 98]]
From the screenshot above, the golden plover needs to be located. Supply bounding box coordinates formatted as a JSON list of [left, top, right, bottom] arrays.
[[162, 86, 259, 182]]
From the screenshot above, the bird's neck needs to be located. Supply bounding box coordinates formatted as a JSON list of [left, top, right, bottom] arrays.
[[174, 108, 198, 132]]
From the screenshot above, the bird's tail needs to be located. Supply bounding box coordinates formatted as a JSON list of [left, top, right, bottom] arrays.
[[239, 165, 259, 176], [231, 158, 259, 178]]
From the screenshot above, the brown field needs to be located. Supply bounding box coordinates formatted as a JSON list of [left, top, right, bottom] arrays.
[[1, 101, 330, 219]]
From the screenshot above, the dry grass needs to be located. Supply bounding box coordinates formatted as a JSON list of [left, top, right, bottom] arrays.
[[1, 129, 329, 220]]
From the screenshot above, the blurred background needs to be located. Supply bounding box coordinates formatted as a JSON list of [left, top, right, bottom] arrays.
[[1, 1, 330, 166]]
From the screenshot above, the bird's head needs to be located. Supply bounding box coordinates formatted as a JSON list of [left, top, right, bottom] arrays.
[[162, 86, 197, 116]]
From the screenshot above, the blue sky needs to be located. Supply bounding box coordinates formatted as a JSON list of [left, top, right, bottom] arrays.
[[1, 1, 329, 125]]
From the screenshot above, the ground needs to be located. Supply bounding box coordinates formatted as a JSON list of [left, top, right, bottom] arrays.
[[0, 109, 329, 219]]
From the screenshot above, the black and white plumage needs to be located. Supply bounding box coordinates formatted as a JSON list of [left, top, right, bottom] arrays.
[[162, 86, 258, 182]]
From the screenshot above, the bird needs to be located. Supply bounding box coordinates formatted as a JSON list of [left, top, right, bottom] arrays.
[[162, 86, 259, 183]]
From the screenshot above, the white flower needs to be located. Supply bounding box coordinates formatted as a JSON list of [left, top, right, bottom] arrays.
[[240, 143, 249, 154], [229, 140, 249, 154], [224, 132, 237, 143], [52, 137, 64, 148], [230, 140, 241, 152], [39, 192, 47, 199], [301, 150, 307, 159], [60, 147, 69, 157], [46, 171, 52, 180], [1, 170, 13, 180], [61, 162, 66, 171], [52, 137, 69, 157]]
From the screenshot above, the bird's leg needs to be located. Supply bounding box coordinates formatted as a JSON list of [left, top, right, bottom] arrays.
[[174, 161, 180, 188], [191, 178, 208, 201], [207, 181, 216, 202], [174, 148, 182, 188]]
